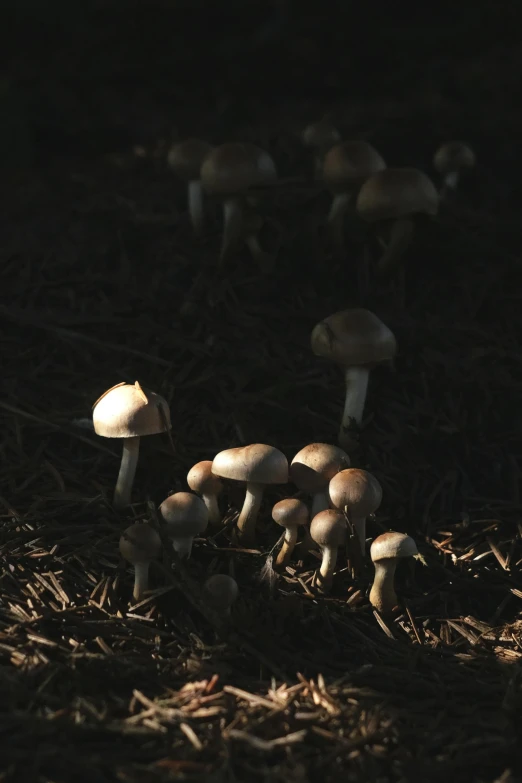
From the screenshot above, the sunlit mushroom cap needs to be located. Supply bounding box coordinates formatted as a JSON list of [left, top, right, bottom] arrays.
[[212, 444, 288, 485], [329, 468, 382, 516], [310, 509, 347, 548], [433, 141, 476, 174], [159, 492, 208, 536], [356, 167, 439, 222], [370, 531, 418, 562], [290, 443, 350, 494], [167, 138, 213, 181], [119, 523, 162, 564], [323, 141, 386, 191], [93, 382, 171, 438], [200, 143, 277, 196], [311, 309, 396, 368], [187, 460, 223, 496], [272, 498, 309, 528]]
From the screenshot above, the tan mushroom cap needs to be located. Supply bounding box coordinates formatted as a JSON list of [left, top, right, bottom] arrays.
[[323, 141, 386, 192], [187, 460, 223, 496], [302, 119, 340, 149], [329, 468, 382, 516], [272, 498, 309, 529], [212, 444, 288, 485], [159, 491, 208, 536], [119, 523, 162, 564], [290, 443, 350, 494], [167, 138, 213, 181], [356, 167, 439, 222], [311, 309, 397, 368], [433, 141, 475, 174], [93, 382, 171, 438], [310, 509, 347, 548], [200, 143, 277, 197], [370, 531, 418, 562]]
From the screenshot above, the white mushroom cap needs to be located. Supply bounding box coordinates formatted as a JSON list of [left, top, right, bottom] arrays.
[[290, 443, 350, 494], [159, 491, 208, 537], [433, 141, 475, 174], [323, 141, 386, 192], [311, 309, 396, 368], [328, 468, 382, 516], [93, 382, 171, 438], [119, 523, 162, 565], [370, 531, 418, 562], [212, 444, 288, 485], [356, 168, 439, 223], [187, 460, 223, 497], [272, 498, 309, 529]]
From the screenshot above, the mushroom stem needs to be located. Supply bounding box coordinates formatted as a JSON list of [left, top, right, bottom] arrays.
[[202, 493, 222, 527], [114, 436, 140, 509], [275, 526, 299, 569], [369, 558, 398, 614], [352, 516, 367, 555], [311, 491, 330, 517], [171, 536, 194, 559], [340, 366, 370, 442], [188, 179, 205, 236], [245, 233, 274, 272], [317, 545, 338, 590], [377, 217, 414, 273], [236, 481, 264, 546], [133, 561, 150, 601], [220, 197, 245, 264], [328, 192, 351, 251]]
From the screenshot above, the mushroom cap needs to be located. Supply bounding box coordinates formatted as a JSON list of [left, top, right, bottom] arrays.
[[433, 141, 476, 174], [302, 119, 341, 150], [119, 523, 162, 564], [212, 444, 289, 485], [200, 143, 277, 197], [310, 509, 347, 548], [323, 141, 386, 192], [167, 138, 213, 181], [328, 468, 382, 516], [290, 443, 350, 494], [159, 491, 208, 537], [370, 531, 418, 562], [204, 574, 239, 610], [93, 382, 171, 438], [311, 308, 397, 368], [187, 460, 223, 496], [356, 167, 439, 222], [272, 498, 309, 529]]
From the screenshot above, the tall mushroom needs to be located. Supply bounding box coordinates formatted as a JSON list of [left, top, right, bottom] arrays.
[[204, 574, 239, 616], [369, 531, 419, 614], [328, 468, 382, 554], [356, 167, 439, 273], [119, 523, 162, 601], [433, 141, 475, 193], [93, 382, 171, 509], [200, 143, 277, 264], [311, 309, 397, 450], [272, 498, 309, 569], [211, 444, 288, 547], [323, 141, 386, 251], [159, 491, 208, 558], [290, 443, 350, 517], [302, 118, 341, 176], [309, 509, 347, 592], [167, 138, 213, 235], [187, 460, 223, 527]]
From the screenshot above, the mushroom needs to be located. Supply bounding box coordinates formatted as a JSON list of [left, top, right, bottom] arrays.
[[356, 167, 439, 273], [302, 118, 341, 176], [200, 143, 277, 264], [311, 309, 396, 449], [211, 444, 288, 547], [203, 573, 239, 616], [290, 443, 350, 516], [309, 509, 347, 592], [272, 498, 309, 568], [187, 460, 223, 527], [159, 491, 208, 558], [328, 468, 382, 554], [323, 141, 386, 250], [433, 141, 475, 193], [369, 531, 419, 614], [93, 381, 171, 509], [119, 523, 162, 601], [167, 138, 213, 235]]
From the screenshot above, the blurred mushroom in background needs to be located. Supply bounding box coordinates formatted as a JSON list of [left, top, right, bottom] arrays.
[[433, 140, 476, 195], [167, 138, 213, 235]]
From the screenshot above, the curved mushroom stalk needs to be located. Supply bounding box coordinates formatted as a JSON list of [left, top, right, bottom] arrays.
[[369, 559, 398, 614], [220, 197, 245, 264], [236, 481, 264, 546], [339, 366, 370, 447], [187, 179, 205, 236], [275, 526, 299, 569], [376, 217, 414, 274], [132, 561, 150, 601], [114, 436, 140, 509], [316, 545, 338, 592], [327, 192, 352, 253]]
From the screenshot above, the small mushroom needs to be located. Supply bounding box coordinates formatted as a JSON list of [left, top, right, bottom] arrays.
[[290, 443, 350, 516], [211, 444, 288, 547], [323, 141, 386, 250], [93, 382, 171, 509], [356, 167, 439, 273], [159, 491, 208, 558], [309, 509, 347, 592], [311, 309, 396, 449], [204, 573, 239, 616], [200, 143, 277, 264], [302, 118, 341, 176], [187, 460, 223, 527], [272, 498, 309, 568], [167, 138, 213, 235], [119, 523, 162, 601], [369, 531, 419, 614], [328, 468, 382, 554], [433, 140, 475, 193]]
